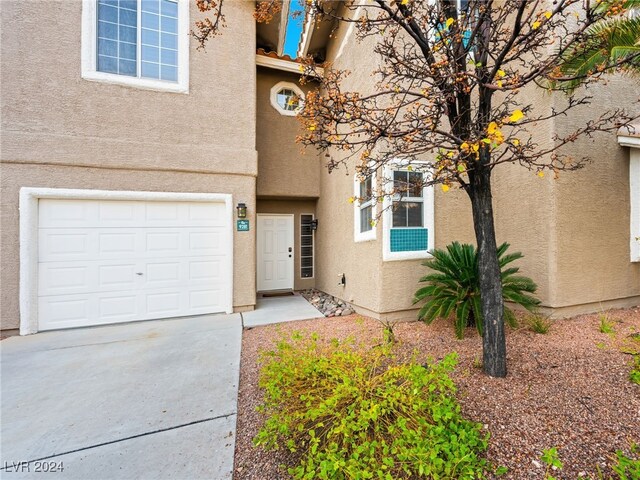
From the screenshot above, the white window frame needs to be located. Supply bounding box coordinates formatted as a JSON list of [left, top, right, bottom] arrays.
[[270, 81, 305, 116], [354, 172, 377, 242], [382, 163, 435, 262], [631, 153, 640, 262], [300, 213, 315, 279], [618, 132, 640, 262], [81, 0, 189, 94]]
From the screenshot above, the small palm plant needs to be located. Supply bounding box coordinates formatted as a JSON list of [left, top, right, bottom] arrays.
[[553, 1, 640, 92], [413, 242, 540, 339]]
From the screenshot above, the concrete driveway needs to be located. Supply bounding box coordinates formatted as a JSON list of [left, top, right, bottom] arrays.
[[0, 314, 242, 479]]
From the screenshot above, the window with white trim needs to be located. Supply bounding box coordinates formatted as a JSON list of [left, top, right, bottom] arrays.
[[630, 150, 640, 262], [354, 173, 376, 242], [382, 165, 434, 261], [82, 0, 189, 93], [270, 82, 305, 116], [300, 214, 314, 278]]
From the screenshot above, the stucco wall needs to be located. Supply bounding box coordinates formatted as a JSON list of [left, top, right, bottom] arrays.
[[256, 199, 317, 291], [1, 0, 257, 175], [549, 76, 640, 311], [0, 0, 258, 330], [256, 67, 321, 198]]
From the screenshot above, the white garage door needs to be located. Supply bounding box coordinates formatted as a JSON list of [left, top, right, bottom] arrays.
[[37, 199, 232, 331]]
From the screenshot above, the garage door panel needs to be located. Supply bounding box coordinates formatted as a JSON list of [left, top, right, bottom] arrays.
[[189, 289, 223, 310], [99, 295, 138, 320], [37, 199, 231, 331], [189, 231, 221, 254], [39, 231, 92, 262], [98, 264, 138, 289], [38, 265, 90, 296], [186, 202, 226, 226], [144, 261, 182, 285], [145, 231, 181, 253], [189, 260, 221, 281], [39, 200, 93, 227], [144, 292, 182, 316]]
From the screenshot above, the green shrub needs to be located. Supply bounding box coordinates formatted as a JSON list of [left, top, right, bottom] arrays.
[[525, 313, 553, 334], [254, 332, 489, 479], [612, 442, 640, 480], [629, 356, 640, 385], [413, 241, 540, 339]]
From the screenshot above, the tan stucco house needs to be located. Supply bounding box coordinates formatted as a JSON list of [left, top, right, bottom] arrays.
[[1, 0, 638, 335]]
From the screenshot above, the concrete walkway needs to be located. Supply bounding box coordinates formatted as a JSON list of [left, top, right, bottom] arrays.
[[0, 314, 242, 479], [242, 294, 324, 328]]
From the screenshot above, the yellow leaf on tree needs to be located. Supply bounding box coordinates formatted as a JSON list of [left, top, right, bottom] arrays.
[[308, 124, 316, 131], [509, 110, 524, 122], [370, 220, 376, 227], [298, 65, 305, 72], [512, 138, 520, 146], [537, 171, 545, 178], [401, 0, 409, 5], [487, 121, 499, 134], [445, 17, 454, 28], [407, 165, 413, 171], [441, 184, 450, 192], [496, 80, 503, 88], [348, 196, 355, 203], [460, 142, 470, 151], [497, 69, 506, 78], [532, 20, 541, 29], [544, 11, 552, 19], [457, 164, 466, 172]]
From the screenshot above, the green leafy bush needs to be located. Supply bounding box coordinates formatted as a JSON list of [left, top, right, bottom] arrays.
[[254, 332, 489, 479], [629, 356, 640, 385], [413, 241, 540, 339], [612, 442, 640, 480]]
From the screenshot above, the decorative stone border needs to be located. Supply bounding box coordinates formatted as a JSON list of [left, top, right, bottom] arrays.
[[300, 289, 354, 317]]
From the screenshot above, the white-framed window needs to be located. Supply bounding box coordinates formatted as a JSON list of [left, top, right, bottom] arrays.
[[617, 130, 640, 262], [382, 163, 435, 261], [354, 172, 377, 242], [300, 214, 315, 278], [270, 81, 305, 116], [81, 0, 189, 93], [630, 150, 640, 262]]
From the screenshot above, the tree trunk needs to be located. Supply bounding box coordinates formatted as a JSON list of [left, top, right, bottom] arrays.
[[468, 166, 507, 377]]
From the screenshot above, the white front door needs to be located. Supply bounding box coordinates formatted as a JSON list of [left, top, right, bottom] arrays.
[[257, 214, 294, 291]]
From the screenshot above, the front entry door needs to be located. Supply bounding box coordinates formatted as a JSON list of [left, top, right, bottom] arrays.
[[257, 214, 294, 291]]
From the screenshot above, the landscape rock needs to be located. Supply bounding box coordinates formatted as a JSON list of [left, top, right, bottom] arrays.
[[300, 289, 355, 317]]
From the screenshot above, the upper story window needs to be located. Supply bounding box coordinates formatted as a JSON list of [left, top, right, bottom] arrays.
[[82, 0, 189, 93], [382, 164, 435, 261], [354, 173, 376, 242], [270, 82, 304, 116]]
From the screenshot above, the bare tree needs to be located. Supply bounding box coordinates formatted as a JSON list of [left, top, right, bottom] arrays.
[[194, 0, 639, 377]]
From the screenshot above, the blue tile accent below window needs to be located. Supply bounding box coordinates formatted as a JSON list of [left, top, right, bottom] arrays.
[[390, 228, 428, 252]]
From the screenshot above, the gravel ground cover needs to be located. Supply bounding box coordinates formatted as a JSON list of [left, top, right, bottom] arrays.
[[235, 308, 640, 479]]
